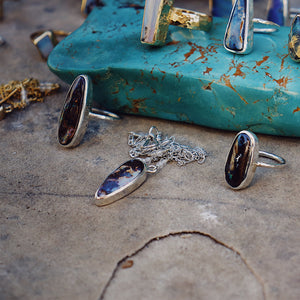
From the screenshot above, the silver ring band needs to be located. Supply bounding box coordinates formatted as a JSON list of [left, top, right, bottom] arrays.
[[253, 18, 280, 33], [256, 151, 286, 168], [90, 108, 120, 121]]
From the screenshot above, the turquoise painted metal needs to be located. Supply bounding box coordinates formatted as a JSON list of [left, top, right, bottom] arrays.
[[48, 1, 300, 137]]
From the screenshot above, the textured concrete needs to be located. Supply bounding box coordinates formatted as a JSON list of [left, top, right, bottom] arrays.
[[1, 1, 300, 300]]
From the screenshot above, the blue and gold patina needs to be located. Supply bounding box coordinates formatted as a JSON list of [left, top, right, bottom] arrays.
[[48, 0, 300, 137], [289, 14, 300, 62]]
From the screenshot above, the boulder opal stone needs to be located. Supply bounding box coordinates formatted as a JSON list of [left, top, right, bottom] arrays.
[[58, 75, 85, 146], [95, 159, 146, 206], [225, 132, 254, 189], [288, 15, 300, 62], [224, 0, 253, 54]]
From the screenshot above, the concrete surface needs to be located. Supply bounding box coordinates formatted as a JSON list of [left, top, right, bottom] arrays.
[[0, 1, 300, 300]]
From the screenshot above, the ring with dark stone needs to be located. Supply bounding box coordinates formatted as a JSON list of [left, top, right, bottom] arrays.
[[58, 75, 120, 148], [225, 130, 286, 190]]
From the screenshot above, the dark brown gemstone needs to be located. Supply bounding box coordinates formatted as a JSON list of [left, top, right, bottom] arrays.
[[58, 76, 85, 145], [225, 132, 252, 188]]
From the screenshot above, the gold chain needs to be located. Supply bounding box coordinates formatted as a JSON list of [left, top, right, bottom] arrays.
[[0, 78, 60, 120]]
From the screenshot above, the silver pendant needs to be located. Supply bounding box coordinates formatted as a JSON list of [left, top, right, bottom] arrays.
[[95, 159, 147, 207], [95, 126, 207, 207]]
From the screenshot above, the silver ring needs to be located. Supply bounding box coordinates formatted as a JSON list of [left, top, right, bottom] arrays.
[[225, 130, 286, 190], [58, 75, 120, 148], [224, 0, 280, 55]]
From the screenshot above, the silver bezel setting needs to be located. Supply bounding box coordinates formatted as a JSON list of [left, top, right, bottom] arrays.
[[95, 159, 148, 207], [226, 130, 259, 190], [58, 75, 92, 148], [223, 0, 254, 54]]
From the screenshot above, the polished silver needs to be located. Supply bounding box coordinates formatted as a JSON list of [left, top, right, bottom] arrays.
[[256, 151, 286, 168], [253, 18, 280, 33], [95, 126, 207, 206], [128, 126, 207, 173]]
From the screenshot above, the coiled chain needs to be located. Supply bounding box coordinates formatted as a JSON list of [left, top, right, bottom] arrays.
[[128, 126, 207, 173]]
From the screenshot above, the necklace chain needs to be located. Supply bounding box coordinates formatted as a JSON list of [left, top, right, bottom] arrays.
[[128, 126, 207, 173]]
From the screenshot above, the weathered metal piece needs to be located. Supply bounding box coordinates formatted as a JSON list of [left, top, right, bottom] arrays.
[[288, 14, 300, 62], [48, 1, 300, 137]]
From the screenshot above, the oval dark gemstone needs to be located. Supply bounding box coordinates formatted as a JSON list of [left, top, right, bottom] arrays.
[[97, 159, 145, 198], [58, 76, 86, 145], [225, 132, 252, 188], [224, 0, 247, 52], [288, 15, 300, 62]]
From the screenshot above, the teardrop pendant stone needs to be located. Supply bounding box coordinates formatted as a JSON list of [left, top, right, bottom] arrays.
[[95, 159, 147, 206], [288, 15, 300, 62]]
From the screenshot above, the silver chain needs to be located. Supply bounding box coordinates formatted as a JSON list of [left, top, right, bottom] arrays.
[[128, 126, 207, 173]]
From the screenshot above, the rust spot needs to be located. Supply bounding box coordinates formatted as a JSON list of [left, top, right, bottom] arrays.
[[129, 87, 134, 92], [184, 43, 197, 61], [177, 97, 181, 102], [239, 20, 244, 43], [166, 40, 180, 46], [121, 260, 134, 269], [112, 89, 119, 94], [293, 107, 300, 113], [202, 81, 214, 90], [176, 72, 183, 81], [280, 54, 289, 71], [229, 60, 246, 78], [152, 88, 157, 94], [226, 107, 236, 117], [131, 97, 147, 113], [265, 72, 292, 88], [203, 67, 213, 75], [183, 42, 218, 64], [274, 77, 291, 88], [220, 74, 248, 104], [256, 56, 269, 67]]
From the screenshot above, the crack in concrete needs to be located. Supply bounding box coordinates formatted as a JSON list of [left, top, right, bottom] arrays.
[[1, 192, 299, 220], [98, 230, 266, 300]]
